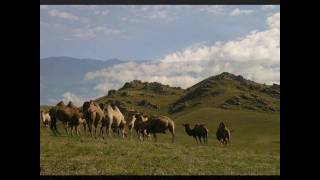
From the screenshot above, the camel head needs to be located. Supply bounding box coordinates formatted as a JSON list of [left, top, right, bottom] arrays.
[[67, 101, 75, 108], [219, 122, 226, 129], [56, 101, 65, 108], [134, 113, 148, 124], [182, 123, 190, 128], [82, 101, 91, 112], [127, 110, 137, 130]]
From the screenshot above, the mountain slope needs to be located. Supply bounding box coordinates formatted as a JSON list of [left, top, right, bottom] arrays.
[[94, 72, 280, 116], [169, 72, 280, 113]]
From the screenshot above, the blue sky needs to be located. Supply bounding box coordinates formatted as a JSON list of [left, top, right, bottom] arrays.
[[40, 5, 280, 105], [40, 5, 279, 61]]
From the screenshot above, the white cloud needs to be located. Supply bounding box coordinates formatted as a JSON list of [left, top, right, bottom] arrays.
[[148, 10, 170, 20], [199, 5, 225, 15], [267, 12, 280, 29], [261, 5, 276, 10], [230, 8, 254, 16], [62, 92, 85, 106], [72, 26, 120, 39], [143, 6, 176, 22], [49, 9, 80, 21], [85, 12, 280, 94], [123, 5, 178, 23], [94, 10, 110, 16]]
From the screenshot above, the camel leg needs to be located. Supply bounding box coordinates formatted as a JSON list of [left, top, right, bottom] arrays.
[[90, 123, 94, 138], [64, 122, 69, 135], [70, 126, 74, 137], [194, 136, 198, 144], [136, 130, 140, 140], [101, 125, 105, 140], [94, 124, 98, 139], [138, 130, 143, 141], [75, 126, 79, 136], [99, 125, 104, 138], [50, 119, 56, 135], [102, 121, 107, 140], [108, 123, 112, 137], [142, 131, 146, 141], [153, 133, 157, 142], [121, 129, 125, 139], [129, 129, 133, 140], [169, 129, 175, 143], [87, 122, 92, 137], [205, 134, 208, 144], [83, 123, 86, 135]]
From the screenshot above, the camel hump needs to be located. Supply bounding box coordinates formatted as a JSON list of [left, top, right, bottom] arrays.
[[57, 101, 65, 107], [67, 101, 76, 108]]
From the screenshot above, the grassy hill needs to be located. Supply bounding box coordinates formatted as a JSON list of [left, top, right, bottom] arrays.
[[170, 72, 279, 114], [93, 72, 279, 116], [40, 72, 280, 175]]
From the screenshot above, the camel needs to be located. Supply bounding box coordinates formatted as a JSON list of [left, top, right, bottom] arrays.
[[49, 101, 83, 136], [40, 110, 51, 128], [183, 123, 209, 144], [216, 122, 231, 145], [127, 111, 149, 139], [69, 117, 87, 136], [82, 101, 106, 139], [135, 114, 175, 143], [103, 104, 127, 139]]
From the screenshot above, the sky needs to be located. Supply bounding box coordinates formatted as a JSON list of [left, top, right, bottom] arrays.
[[40, 5, 280, 105], [41, 5, 279, 61]]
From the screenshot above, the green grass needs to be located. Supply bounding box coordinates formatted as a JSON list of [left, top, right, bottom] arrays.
[[40, 107, 279, 175]]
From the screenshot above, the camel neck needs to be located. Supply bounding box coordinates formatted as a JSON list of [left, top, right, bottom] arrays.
[[184, 126, 193, 136]]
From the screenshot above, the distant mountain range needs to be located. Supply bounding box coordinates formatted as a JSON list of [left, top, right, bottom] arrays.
[[40, 56, 127, 105]]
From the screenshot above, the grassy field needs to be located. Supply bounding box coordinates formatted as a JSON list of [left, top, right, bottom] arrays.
[[40, 107, 280, 175]]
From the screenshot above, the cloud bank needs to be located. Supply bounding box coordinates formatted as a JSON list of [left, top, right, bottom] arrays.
[[62, 92, 85, 106], [230, 8, 254, 16], [85, 12, 279, 94], [49, 9, 80, 21]]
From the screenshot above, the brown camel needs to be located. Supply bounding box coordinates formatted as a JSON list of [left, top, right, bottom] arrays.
[[135, 114, 175, 143], [183, 123, 209, 144], [216, 122, 231, 145], [82, 101, 106, 139], [49, 101, 83, 136], [127, 111, 149, 139]]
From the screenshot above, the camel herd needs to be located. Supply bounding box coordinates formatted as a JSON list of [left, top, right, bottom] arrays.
[[40, 100, 231, 145]]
